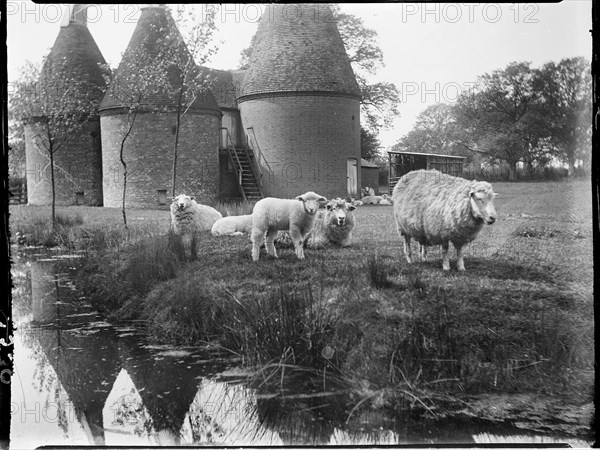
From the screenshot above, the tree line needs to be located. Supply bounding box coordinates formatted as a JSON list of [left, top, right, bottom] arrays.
[[391, 58, 591, 180]]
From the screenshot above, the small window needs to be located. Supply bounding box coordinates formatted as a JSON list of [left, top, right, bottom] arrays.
[[157, 189, 168, 205], [75, 192, 85, 205]]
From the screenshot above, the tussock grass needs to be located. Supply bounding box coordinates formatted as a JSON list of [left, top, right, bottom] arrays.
[[10, 204, 170, 252], [365, 253, 394, 289], [13, 180, 594, 412]]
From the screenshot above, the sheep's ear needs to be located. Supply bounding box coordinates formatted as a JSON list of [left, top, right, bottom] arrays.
[[319, 196, 328, 203], [325, 203, 333, 210], [295, 195, 305, 202], [190, 196, 195, 200], [348, 204, 356, 211], [469, 189, 475, 197], [493, 193, 499, 197]]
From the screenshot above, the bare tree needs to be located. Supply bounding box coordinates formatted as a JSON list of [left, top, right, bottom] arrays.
[[101, 44, 171, 228], [160, 5, 219, 197]]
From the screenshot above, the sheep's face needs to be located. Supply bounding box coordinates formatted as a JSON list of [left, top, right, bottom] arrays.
[[172, 194, 195, 211], [326, 198, 355, 226], [296, 192, 327, 214], [469, 182, 497, 224]]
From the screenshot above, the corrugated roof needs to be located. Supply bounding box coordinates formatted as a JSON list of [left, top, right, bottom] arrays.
[[361, 158, 379, 168], [388, 151, 467, 160], [100, 6, 219, 114], [239, 3, 361, 100]]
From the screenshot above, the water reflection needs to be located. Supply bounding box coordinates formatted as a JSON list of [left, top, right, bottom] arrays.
[[10, 249, 593, 448]]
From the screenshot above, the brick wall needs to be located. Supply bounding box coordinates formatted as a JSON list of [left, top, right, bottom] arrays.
[[101, 110, 220, 209], [239, 94, 361, 199], [24, 118, 103, 206]]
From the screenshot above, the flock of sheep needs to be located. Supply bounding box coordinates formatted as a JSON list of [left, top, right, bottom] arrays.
[[170, 169, 497, 271]]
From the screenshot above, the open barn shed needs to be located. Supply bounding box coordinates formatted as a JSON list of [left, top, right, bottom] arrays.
[[361, 158, 380, 194], [387, 151, 466, 193]]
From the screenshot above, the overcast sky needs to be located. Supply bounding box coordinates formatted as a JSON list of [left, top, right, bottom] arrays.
[[7, 1, 592, 149]]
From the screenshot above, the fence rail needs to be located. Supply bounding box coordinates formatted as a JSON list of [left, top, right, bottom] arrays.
[[9, 186, 27, 205]]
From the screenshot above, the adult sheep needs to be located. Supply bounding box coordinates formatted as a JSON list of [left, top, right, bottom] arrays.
[[170, 194, 222, 260], [392, 170, 497, 271], [211, 214, 253, 236], [251, 191, 327, 261], [306, 198, 356, 248]]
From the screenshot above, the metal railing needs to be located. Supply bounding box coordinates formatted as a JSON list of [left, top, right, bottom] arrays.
[[245, 127, 273, 186], [220, 127, 246, 201]]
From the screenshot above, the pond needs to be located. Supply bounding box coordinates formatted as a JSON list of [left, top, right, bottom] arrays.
[[9, 248, 592, 448]]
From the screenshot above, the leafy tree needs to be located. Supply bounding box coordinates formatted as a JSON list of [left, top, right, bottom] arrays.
[[10, 59, 102, 226], [360, 127, 381, 160], [390, 104, 475, 161], [333, 9, 400, 133], [537, 57, 592, 175], [453, 62, 548, 181]]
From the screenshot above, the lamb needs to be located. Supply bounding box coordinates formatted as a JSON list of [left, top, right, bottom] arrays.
[[379, 194, 393, 206], [361, 195, 383, 205], [211, 214, 253, 236], [361, 186, 375, 197], [392, 169, 497, 271], [305, 198, 356, 248], [251, 191, 327, 261], [170, 194, 222, 260]]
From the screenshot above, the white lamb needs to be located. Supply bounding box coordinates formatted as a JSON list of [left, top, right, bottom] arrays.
[[211, 215, 253, 236], [170, 194, 222, 260], [361, 186, 375, 197], [361, 195, 383, 205], [392, 169, 497, 271], [251, 191, 327, 261], [305, 198, 356, 248]]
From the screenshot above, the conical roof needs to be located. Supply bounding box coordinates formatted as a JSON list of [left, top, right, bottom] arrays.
[[37, 18, 107, 111], [239, 3, 361, 100], [100, 5, 219, 114]]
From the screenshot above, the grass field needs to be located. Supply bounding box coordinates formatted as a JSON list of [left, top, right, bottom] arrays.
[[10, 179, 594, 421]]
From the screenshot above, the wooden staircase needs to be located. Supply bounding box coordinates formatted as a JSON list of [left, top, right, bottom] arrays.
[[221, 128, 263, 201]]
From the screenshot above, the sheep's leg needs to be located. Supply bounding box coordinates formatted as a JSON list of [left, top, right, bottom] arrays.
[[251, 229, 265, 261], [403, 234, 413, 264], [420, 244, 427, 261], [181, 234, 191, 262], [190, 233, 198, 261], [265, 229, 278, 258], [290, 227, 305, 260], [455, 243, 466, 271], [442, 242, 451, 271]]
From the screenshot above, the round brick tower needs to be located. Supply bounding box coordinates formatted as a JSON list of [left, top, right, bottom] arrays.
[[25, 5, 106, 206], [238, 3, 362, 199], [99, 5, 221, 209]]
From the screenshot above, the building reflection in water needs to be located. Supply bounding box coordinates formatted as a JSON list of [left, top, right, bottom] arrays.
[[11, 252, 591, 447]]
